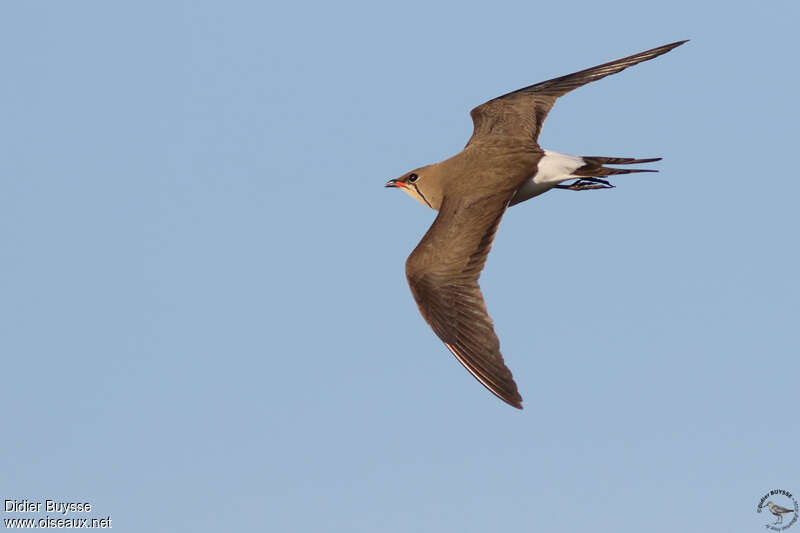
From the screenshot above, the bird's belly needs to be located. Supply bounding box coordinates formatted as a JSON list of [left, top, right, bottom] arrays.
[[509, 179, 555, 206], [509, 150, 584, 206]]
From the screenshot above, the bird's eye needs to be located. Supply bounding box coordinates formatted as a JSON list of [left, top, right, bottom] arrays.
[[408, 173, 419, 183]]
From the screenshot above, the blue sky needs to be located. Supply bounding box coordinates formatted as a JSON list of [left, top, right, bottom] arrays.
[[2, 1, 798, 532]]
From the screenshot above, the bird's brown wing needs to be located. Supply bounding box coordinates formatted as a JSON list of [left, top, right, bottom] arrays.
[[405, 190, 522, 408], [467, 40, 687, 146]]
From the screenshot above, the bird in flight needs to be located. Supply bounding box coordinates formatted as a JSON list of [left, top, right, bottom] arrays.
[[386, 41, 687, 409], [766, 501, 796, 525]]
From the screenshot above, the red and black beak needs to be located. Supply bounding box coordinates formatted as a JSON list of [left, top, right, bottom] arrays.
[[385, 179, 406, 189]]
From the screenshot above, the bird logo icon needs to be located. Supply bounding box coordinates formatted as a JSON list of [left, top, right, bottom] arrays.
[[758, 490, 799, 531], [768, 501, 797, 526]]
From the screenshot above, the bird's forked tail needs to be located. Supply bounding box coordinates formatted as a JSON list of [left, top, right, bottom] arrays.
[[511, 150, 662, 204], [573, 155, 662, 177]]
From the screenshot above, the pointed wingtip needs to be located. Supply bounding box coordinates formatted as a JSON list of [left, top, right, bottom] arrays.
[[667, 39, 690, 47], [651, 40, 689, 55], [504, 393, 524, 410]]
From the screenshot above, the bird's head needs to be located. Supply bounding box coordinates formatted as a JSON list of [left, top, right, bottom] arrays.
[[385, 165, 441, 210]]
